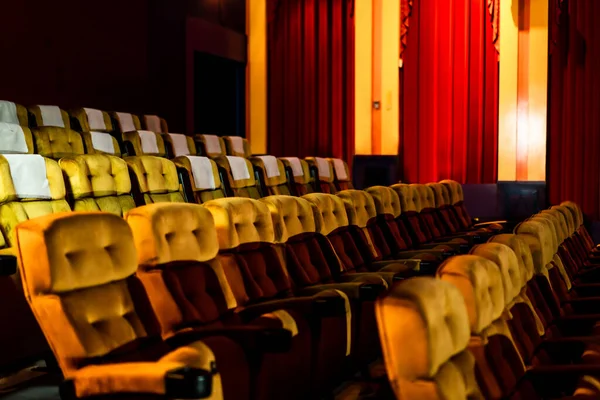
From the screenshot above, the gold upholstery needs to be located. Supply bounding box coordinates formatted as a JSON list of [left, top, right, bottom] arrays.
[[390, 183, 420, 213], [302, 193, 349, 235], [250, 156, 289, 195], [376, 277, 479, 400], [470, 243, 521, 306], [14, 212, 221, 398], [195, 134, 227, 158], [260, 195, 317, 243], [70, 108, 113, 133], [306, 157, 335, 183], [214, 156, 260, 199], [122, 131, 166, 157], [173, 156, 225, 203], [163, 133, 197, 157], [110, 112, 142, 134], [0, 124, 34, 154], [411, 184, 436, 212], [336, 190, 377, 229], [29, 105, 71, 129], [80, 131, 121, 156], [327, 158, 351, 184], [59, 155, 135, 216], [366, 186, 401, 218], [31, 127, 85, 159], [437, 255, 505, 334], [203, 197, 275, 250], [223, 136, 251, 158], [0, 100, 29, 126], [280, 158, 312, 184], [440, 179, 464, 205], [489, 234, 535, 284], [142, 115, 168, 133], [560, 201, 583, 228], [125, 156, 184, 204]]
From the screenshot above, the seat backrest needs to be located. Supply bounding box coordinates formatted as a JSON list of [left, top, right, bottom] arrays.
[[376, 277, 479, 400], [366, 185, 412, 251], [81, 131, 122, 156], [125, 203, 237, 336], [59, 155, 135, 216], [261, 195, 341, 286], [250, 156, 291, 196], [0, 154, 70, 248], [223, 136, 251, 158], [28, 106, 85, 159], [203, 197, 292, 305], [70, 107, 114, 133], [280, 157, 314, 195], [142, 114, 168, 133], [306, 157, 336, 193], [0, 108, 35, 154], [14, 212, 156, 377], [122, 130, 167, 157], [125, 156, 184, 204], [195, 134, 227, 158], [214, 156, 261, 199], [174, 156, 226, 203], [163, 133, 197, 157], [0, 100, 29, 126], [110, 112, 142, 134], [391, 183, 431, 244], [328, 158, 353, 191], [440, 179, 471, 228]]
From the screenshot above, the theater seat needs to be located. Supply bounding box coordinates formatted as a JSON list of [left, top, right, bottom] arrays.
[[125, 202, 311, 400], [122, 130, 167, 157], [376, 277, 481, 400], [28, 106, 86, 159], [110, 111, 142, 135], [70, 108, 124, 156], [70, 107, 114, 133], [280, 157, 315, 195], [29, 105, 71, 129], [59, 154, 136, 216], [195, 134, 227, 158], [142, 114, 169, 133], [174, 156, 226, 203], [328, 158, 353, 191], [250, 155, 292, 196], [14, 212, 220, 399], [223, 136, 251, 158], [0, 100, 30, 126], [203, 197, 351, 396], [306, 157, 337, 193], [163, 133, 198, 157], [125, 156, 185, 204], [214, 156, 261, 198]]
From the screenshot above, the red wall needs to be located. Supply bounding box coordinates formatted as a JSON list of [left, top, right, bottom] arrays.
[[0, 0, 151, 113]]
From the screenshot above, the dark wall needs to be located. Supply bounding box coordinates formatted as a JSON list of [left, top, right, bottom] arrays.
[[0, 0, 150, 113]]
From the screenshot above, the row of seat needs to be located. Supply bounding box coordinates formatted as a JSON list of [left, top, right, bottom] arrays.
[[377, 201, 600, 399]]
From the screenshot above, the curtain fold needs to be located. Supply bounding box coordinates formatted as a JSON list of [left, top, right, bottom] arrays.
[[548, 0, 600, 219], [399, 0, 499, 184], [267, 0, 355, 166]]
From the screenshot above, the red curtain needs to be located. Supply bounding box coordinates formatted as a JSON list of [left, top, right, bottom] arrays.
[[267, 0, 355, 166], [548, 0, 600, 219], [399, 0, 499, 184]]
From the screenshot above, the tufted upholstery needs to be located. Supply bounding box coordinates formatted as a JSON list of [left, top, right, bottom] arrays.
[[125, 156, 184, 204], [366, 186, 401, 218], [122, 130, 166, 157], [437, 255, 505, 334], [515, 220, 555, 272], [440, 179, 474, 230], [163, 133, 197, 157], [327, 158, 353, 191], [13, 212, 223, 398], [306, 157, 336, 193], [336, 190, 377, 229], [203, 197, 274, 250], [195, 134, 227, 158], [391, 184, 433, 244], [250, 156, 291, 196], [223, 136, 251, 158], [29, 105, 71, 129], [261, 195, 317, 243], [214, 156, 260, 199], [391, 184, 420, 213], [0, 155, 70, 248], [302, 193, 349, 236], [110, 112, 142, 134], [469, 243, 522, 306], [280, 157, 314, 195], [173, 156, 225, 203], [59, 155, 135, 216], [142, 114, 168, 133], [31, 127, 85, 159], [489, 234, 535, 284], [376, 277, 478, 400], [70, 108, 113, 133]]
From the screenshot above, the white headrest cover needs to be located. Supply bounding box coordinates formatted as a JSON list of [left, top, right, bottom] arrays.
[[169, 133, 190, 157], [0, 101, 18, 125], [315, 157, 331, 178], [39, 106, 65, 128], [138, 131, 159, 154], [229, 136, 244, 154], [282, 157, 304, 177], [90, 132, 116, 154], [226, 156, 250, 181], [186, 156, 216, 190], [145, 115, 161, 132], [4, 154, 51, 199], [116, 112, 136, 133], [203, 135, 223, 154], [0, 123, 28, 153], [257, 155, 280, 178], [84, 108, 106, 131], [332, 158, 348, 180]]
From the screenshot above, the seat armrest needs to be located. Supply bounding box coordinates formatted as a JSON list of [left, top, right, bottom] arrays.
[[0, 255, 16, 276], [165, 326, 292, 353], [238, 293, 347, 321], [297, 282, 386, 301], [60, 363, 214, 399], [526, 364, 600, 398]]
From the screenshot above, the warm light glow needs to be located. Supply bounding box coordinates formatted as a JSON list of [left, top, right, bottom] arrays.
[[246, 0, 267, 155], [355, 0, 373, 155]]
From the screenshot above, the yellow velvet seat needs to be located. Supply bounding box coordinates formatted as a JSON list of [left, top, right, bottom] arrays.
[[195, 134, 227, 158], [125, 156, 185, 204], [163, 133, 198, 157], [306, 157, 337, 193], [214, 156, 261, 199], [223, 136, 251, 158], [250, 156, 291, 196], [29, 105, 72, 129], [110, 111, 142, 135], [70, 107, 123, 156], [173, 156, 226, 203], [142, 114, 169, 133], [14, 211, 220, 399], [327, 158, 353, 191], [280, 157, 315, 195], [122, 130, 167, 157], [59, 154, 136, 216], [0, 100, 30, 126]]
